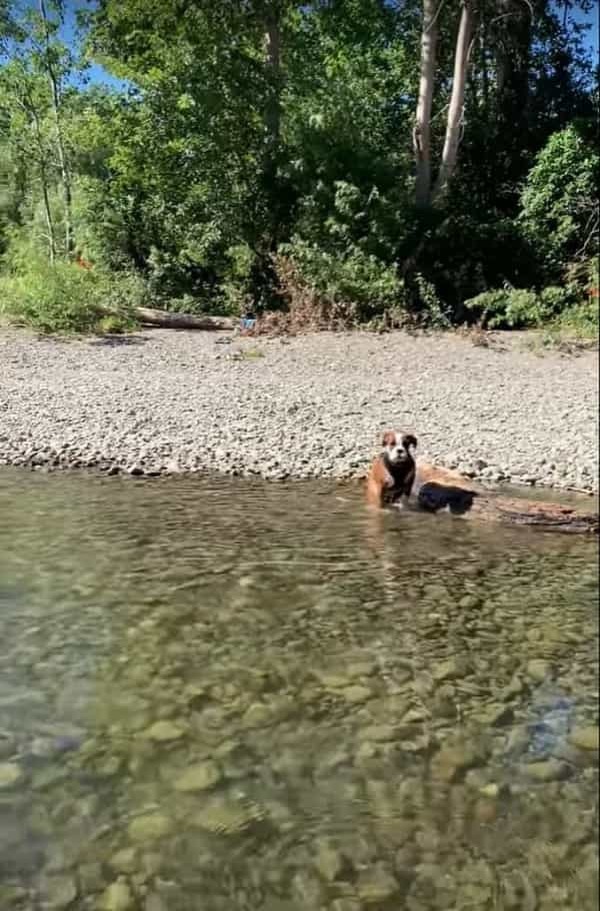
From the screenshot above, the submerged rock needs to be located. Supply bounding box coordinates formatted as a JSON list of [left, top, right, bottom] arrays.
[[0, 762, 22, 789], [431, 739, 489, 783], [173, 761, 222, 792], [568, 726, 599, 752], [44, 875, 78, 910], [98, 879, 135, 911], [356, 864, 399, 904], [341, 685, 373, 704], [192, 795, 265, 835], [109, 848, 138, 874], [526, 659, 551, 683], [142, 720, 186, 742], [521, 759, 571, 782], [128, 813, 173, 843], [314, 838, 346, 882]]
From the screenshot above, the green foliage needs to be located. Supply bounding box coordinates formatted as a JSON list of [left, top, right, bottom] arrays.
[[0, 0, 597, 331], [0, 249, 142, 334], [280, 236, 405, 325], [413, 273, 451, 329], [463, 281, 596, 330], [553, 298, 599, 338], [464, 288, 545, 329], [519, 125, 599, 272], [538, 285, 576, 314]]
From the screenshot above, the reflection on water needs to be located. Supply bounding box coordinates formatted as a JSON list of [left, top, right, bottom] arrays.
[[0, 470, 598, 911]]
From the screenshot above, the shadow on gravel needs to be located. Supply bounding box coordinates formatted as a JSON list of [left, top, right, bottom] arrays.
[[87, 334, 148, 347]]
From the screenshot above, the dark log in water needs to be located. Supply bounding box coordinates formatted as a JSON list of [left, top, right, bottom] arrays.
[[414, 464, 598, 535]]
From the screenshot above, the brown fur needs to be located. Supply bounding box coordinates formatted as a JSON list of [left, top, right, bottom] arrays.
[[366, 431, 417, 508]]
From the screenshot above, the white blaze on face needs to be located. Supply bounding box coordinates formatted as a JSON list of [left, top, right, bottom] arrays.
[[384, 432, 406, 465]]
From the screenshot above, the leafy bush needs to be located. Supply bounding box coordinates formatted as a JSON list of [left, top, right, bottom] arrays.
[[463, 288, 544, 328], [277, 237, 405, 326], [412, 273, 451, 329], [0, 257, 143, 334], [463, 281, 596, 331], [519, 126, 599, 273], [537, 285, 576, 314], [553, 297, 599, 338]]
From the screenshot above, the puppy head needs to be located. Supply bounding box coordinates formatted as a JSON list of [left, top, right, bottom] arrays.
[[381, 430, 417, 465]]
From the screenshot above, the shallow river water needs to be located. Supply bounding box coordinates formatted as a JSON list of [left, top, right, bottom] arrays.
[[0, 471, 598, 911]]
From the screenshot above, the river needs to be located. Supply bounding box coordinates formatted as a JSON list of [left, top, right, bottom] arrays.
[[0, 470, 598, 910]]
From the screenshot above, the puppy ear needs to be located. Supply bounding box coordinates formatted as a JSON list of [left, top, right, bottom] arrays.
[[402, 434, 417, 451], [381, 431, 395, 447]]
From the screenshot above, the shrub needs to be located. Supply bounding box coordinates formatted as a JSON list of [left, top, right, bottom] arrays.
[[519, 126, 599, 274], [276, 237, 405, 327], [553, 297, 599, 338], [463, 281, 597, 332], [538, 285, 576, 314], [463, 288, 542, 328], [0, 257, 143, 334], [412, 273, 451, 329]]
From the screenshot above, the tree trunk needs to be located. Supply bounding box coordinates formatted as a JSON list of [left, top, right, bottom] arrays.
[[264, 7, 281, 174], [129, 306, 237, 331], [414, 0, 439, 208], [432, 0, 475, 204], [21, 92, 56, 264], [39, 0, 74, 257], [414, 464, 598, 535], [480, 17, 489, 114]]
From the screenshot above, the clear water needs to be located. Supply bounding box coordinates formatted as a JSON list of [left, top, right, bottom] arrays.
[[0, 470, 598, 911]]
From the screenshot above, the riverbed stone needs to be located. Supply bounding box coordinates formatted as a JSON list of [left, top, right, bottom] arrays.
[[359, 724, 397, 743], [522, 759, 571, 782], [109, 848, 138, 874], [192, 796, 264, 834], [145, 895, 168, 911], [432, 659, 463, 682], [568, 726, 599, 752], [292, 871, 326, 906], [44, 875, 78, 909], [330, 900, 361, 911], [314, 839, 346, 881], [356, 864, 399, 904], [78, 862, 106, 894], [473, 703, 514, 726], [241, 702, 272, 728], [128, 813, 173, 843], [526, 659, 551, 682], [98, 879, 135, 911], [142, 720, 186, 742], [341, 685, 373, 704], [0, 761, 23, 789], [173, 761, 222, 792], [431, 739, 489, 782]]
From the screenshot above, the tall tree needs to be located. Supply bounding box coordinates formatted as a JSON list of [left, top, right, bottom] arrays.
[[432, 0, 475, 203], [38, 0, 74, 256], [413, 0, 439, 208]]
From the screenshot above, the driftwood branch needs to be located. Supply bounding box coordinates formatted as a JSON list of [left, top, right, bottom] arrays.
[[132, 306, 237, 331], [414, 463, 598, 535]]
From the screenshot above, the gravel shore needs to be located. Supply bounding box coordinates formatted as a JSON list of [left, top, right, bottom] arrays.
[[0, 327, 598, 492]]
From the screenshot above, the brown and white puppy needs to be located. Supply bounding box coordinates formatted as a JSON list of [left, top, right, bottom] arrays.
[[366, 431, 418, 508]]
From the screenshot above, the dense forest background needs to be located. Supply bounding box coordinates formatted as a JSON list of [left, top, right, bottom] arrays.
[[0, 0, 598, 334]]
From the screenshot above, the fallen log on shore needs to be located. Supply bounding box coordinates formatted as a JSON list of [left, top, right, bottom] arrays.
[[414, 464, 598, 535], [132, 307, 237, 330]]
